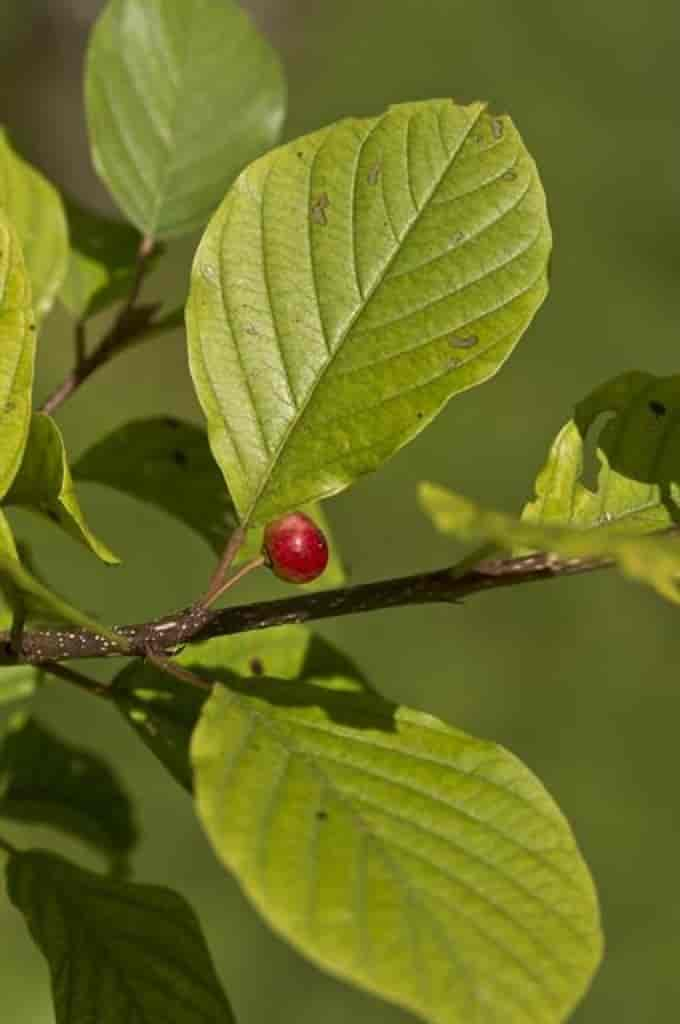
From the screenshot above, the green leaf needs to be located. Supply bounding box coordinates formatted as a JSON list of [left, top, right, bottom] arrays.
[[419, 482, 680, 604], [420, 371, 680, 604], [192, 677, 602, 1024], [74, 417, 345, 586], [187, 98, 551, 527], [5, 413, 119, 564], [113, 626, 367, 791], [0, 666, 39, 709], [6, 849, 236, 1023], [523, 371, 680, 533], [0, 509, 121, 639], [0, 130, 68, 320], [59, 199, 161, 320], [0, 717, 137, 871], [85, 0, 286, 239], [0, 208, 35, 499]]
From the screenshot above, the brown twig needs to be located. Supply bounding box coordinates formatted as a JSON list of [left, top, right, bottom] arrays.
[[74, 320, 87, 366], [41, 236, 156, 415], [0, 547, 612, 666]]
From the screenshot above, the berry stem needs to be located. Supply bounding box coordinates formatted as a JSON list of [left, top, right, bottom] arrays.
[[201, 525, 246, 606], [201, 554, 266, 610]]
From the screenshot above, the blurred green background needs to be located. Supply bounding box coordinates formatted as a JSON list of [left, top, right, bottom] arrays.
[[1, 1, 679, 1021]]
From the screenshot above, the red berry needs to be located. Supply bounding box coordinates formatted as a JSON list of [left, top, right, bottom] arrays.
[[263, 512, 329, 584]]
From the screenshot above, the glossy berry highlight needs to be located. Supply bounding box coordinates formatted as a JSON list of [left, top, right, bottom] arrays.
[[263, 512, 329, 584]]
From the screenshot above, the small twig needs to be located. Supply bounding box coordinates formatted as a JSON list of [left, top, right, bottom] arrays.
[[126, 235, 155, 309], [43, 661, 112, 699], [201, 526, 247, 606], [0, 545, 617, 665], [74, 320, 87, 366], [145, 646, 213, 692], [41, 235, 156, 416]]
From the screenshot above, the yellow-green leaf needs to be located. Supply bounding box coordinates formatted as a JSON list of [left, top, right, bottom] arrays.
[[187, 99, 551, 526], [419, 482, 680, 604], [0, 209, 35, 499], [0, 130, 68, 320], [192, 677, 602, 1024], [524, 371, 680, 534], [5, 413, 118, 564], [113, 626, 366, 791]]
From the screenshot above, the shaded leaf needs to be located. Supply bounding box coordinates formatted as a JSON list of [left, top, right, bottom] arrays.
[[0, 509, 121, 639], [0, 130, 68, 320], [0, 717, 137, 871], [187, 98, 551, 526], [59, 198, 162, 320], [192, 677, 602, 1024], [85, 0, 286, 238], [0, 666, 39, 710], [524, 371, 680, 533], [419, 482, 680, 604], [6, 849, 236, 1023], [74, 417, 345, 586], [113, 626, 367, 791], [0, 208, 35, 499], [5, 413, 119, 564]]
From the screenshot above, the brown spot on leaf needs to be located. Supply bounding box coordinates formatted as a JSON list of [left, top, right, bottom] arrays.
[[649, 400, 667, 417], [172, 450, 188, 467], [502, 169, 517, 182], [491, 118, 504, 140], [367, 162, 381, 185], [311, 193, 330, 226], [450, 334, 478, 349], [249, 657, 264, 676]]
